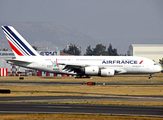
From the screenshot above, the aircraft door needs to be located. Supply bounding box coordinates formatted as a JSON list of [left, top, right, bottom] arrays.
[[146, 65, 150, 69], [42, 63, 46, 68]]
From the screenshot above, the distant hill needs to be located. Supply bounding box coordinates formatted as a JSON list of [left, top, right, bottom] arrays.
[[0, 22, 98, 53]]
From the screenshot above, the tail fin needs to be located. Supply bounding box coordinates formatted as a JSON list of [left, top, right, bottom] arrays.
[[1, 26, 40, 56]]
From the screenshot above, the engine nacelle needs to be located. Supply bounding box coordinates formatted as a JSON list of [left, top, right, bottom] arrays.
[[85, 66, 99, 75], [101, 69, 115, 77]]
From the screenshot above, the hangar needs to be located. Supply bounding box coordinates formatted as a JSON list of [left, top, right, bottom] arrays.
[[127, 44, 163, 62]]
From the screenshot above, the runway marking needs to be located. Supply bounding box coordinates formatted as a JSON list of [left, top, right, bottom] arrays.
[[39, 106, 72, 108], [90, 95, 163, 100]]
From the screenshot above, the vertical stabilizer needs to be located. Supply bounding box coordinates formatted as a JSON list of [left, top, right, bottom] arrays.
[[1, 26, 40, 57]]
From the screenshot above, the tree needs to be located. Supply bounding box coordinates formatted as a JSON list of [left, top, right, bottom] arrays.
[[85, 43, 118, 56], [85, 45, 93, 55], [159, 58, 163, 67], [63, 44, 81, 55], [2, 48, 8, 51], [93, 44, 107, 55], [107, 44, 118, 56]]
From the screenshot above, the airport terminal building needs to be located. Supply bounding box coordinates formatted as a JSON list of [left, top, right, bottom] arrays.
[[127, 44, 163, 62]]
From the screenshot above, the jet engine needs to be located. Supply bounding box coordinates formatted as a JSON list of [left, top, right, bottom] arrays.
[[101, 69, 115, 77], [85, 66, 99, 75]]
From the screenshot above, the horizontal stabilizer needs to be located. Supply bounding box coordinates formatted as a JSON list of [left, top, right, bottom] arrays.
[[6, 59, 32, 64]]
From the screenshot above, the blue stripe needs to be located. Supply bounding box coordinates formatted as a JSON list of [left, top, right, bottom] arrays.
[[2, 27, 28, 55], [4, 26, 36, 56], [4, 26, 35, 56]]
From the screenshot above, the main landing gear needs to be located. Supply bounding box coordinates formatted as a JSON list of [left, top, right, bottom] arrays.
[[75, 75, 91, 79], [149, 74, 153, 79]]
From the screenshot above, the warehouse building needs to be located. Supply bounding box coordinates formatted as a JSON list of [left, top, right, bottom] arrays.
[[127, 44, 163, 62]]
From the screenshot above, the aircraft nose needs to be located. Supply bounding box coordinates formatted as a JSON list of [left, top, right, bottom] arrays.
[[155, 65, 162, 72], [161, 67, 163, 73]]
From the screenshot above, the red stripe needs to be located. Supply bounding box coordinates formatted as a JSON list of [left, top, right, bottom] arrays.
[[6, 68, 8, 76], [0, 68, 1, 76], [3, 68, 4, 76], [56, 58, 59, 67], [8, 40, 24, 56], [139, 60, 143, 64], [56, 58, 57, 64]]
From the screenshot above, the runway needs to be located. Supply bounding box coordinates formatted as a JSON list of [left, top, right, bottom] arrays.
[[1, 96, 163, 102], [0, 81, 163, 85], [0, 96, 163, 117], [0, 77, 163, 117], [0, 103, 162, 117]]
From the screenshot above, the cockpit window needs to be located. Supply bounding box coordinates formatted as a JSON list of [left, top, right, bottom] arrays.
[[154, 62, 161, 66]]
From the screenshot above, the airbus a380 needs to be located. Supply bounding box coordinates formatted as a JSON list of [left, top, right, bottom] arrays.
[[1, 26, 162, 78]]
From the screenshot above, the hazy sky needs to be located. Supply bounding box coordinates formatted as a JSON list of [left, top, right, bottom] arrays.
[[0, 0, 163, 53]]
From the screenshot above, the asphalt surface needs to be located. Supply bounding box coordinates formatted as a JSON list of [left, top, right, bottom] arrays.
[[0, 81, 163, 85], [0, 96, 163, 102], [0, 96, 163, 117], [0, 79, 163, 117], [0, 103, 162, 117]]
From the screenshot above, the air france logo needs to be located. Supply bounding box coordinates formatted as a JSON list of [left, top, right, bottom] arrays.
[[102, 60, 144, 64], [54, 58, 59, 68], [102, 60, 138, 64], [139, 60, 143, 64]]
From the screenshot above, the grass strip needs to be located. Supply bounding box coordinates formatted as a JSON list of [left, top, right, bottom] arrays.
[[30, 101, 163, 106], [0, 114, 163, 120], [0, 85, 163, 96]]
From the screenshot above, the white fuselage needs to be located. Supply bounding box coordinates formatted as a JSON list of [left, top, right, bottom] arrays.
[[14, 56, 161, 76]]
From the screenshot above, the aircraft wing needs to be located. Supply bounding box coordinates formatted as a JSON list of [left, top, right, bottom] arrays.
[[114, 68, 127, 74], [59, 63, 128, 74], [58, 63, 88, 67], [58, 63, 89, 73], [6, 59, 32, 65]]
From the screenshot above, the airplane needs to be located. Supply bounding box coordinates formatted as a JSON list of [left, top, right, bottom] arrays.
[[1, 26, 162, 78]]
